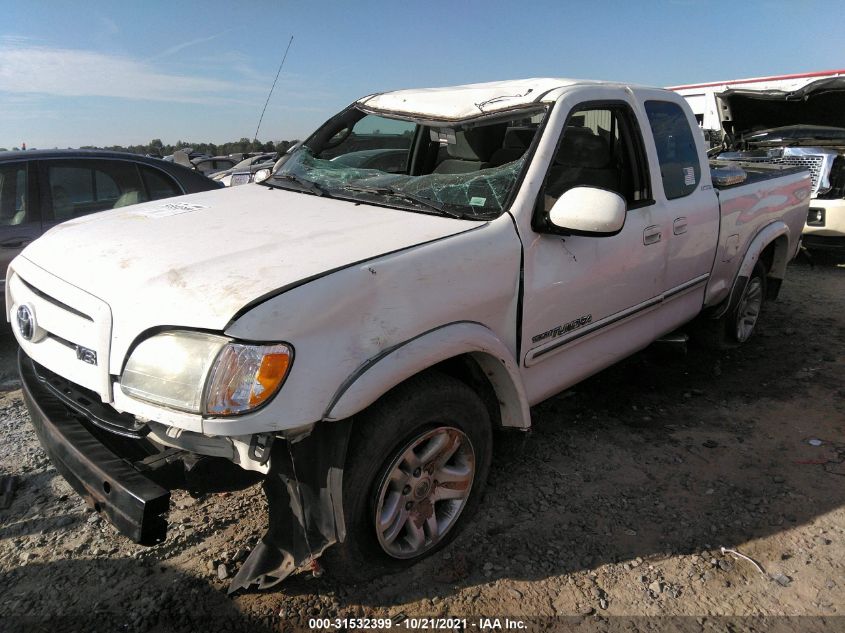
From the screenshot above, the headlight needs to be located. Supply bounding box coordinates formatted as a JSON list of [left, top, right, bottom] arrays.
[[120, 331, 292, 415], [205, 341, 292, 414]]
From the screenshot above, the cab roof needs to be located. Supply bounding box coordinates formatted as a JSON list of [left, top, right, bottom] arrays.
[[356, 78, 606, 121]]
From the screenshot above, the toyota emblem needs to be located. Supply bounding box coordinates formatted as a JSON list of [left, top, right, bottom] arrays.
[[16, 304, 35, 341]]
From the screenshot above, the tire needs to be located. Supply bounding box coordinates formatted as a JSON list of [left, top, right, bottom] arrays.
[[726, 261, 767, 344], [322, 371, 492, 583], [691, 261, 767, 350]]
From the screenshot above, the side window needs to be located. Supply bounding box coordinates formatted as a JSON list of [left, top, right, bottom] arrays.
[[0, 163, 29, 226], [95, 170, 120, 201], [317, 113, 416, 173], [141, 166, 182, 200], [46, 160, 147, 220], [48, 166, 95, 220], [541, 105, 650, 213], [644, 100, 701, 199]]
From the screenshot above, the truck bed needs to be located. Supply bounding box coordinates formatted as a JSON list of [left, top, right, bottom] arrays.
[[709, 159, 807, 189], [704, 162, 810, 309]]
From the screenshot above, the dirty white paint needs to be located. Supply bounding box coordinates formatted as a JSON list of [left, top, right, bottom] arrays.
[[8, 79, 808, 445]]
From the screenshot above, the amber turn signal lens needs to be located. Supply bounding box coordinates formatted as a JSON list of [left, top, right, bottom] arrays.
[[250, 352, 292, 407], [205, 342, 293, 415]]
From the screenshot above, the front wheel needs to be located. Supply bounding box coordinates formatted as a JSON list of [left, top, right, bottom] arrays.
[[322, 372, 492, 582]]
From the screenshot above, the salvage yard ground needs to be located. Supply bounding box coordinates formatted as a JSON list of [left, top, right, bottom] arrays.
[[0, 255, 843, 632]]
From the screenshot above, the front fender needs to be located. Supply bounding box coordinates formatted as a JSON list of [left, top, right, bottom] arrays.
[[324, 321, 530, 429]]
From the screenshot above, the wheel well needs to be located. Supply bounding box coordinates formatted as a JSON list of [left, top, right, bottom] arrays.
[[431, 355, 504, 430], [760, 236, 789, 300], [760, 242, 775, 273]]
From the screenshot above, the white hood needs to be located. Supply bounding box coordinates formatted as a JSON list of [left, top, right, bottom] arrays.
[[21, 184, 477, 332]]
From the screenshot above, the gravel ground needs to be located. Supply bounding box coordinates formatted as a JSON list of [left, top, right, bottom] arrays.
[[0, 255, 843, 632]]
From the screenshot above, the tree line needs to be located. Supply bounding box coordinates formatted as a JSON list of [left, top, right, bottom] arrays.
[[1, 138, 300, 157]]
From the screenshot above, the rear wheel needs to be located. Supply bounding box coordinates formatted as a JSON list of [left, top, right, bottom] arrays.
[[692, 261, 767, 350], [323, 372, 492, 582], [727, 261, 767, 344]]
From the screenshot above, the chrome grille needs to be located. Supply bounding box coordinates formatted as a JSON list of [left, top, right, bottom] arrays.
[[768, 155, 824, 192], [719, 148, 838, 197], [9, 266, 113, 399]]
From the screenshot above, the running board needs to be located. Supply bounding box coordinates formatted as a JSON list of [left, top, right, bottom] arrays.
[[653, 331, 689, 353]]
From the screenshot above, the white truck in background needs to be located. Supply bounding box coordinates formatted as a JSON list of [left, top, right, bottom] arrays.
[[7, 78, 809, 592], [671, 69, 845, 250]]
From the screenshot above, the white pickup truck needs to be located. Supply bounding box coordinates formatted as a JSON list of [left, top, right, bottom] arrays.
[[7, 78, 809, 592]]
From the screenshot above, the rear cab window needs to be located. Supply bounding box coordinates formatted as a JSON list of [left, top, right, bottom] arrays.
[[644, 100, 701, 199]]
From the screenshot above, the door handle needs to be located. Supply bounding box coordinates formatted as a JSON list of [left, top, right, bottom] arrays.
[[673, 217, 688, 235], [643, 225, 662, 245], [0, 237, 33, 249]]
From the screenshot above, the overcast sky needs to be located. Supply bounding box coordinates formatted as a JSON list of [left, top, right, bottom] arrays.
[[1, 0, 842, 148]]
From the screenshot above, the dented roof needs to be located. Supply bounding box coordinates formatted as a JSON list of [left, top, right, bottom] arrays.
[[357, 78, 590, 121]]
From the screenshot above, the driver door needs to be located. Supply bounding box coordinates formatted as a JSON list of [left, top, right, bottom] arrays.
[[519, 96, 670, 404]]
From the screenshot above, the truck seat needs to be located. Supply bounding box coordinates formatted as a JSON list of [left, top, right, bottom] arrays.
[[433, 125, 506, 174], [545, 129, 620, 198], [489, 127, 537, 166]]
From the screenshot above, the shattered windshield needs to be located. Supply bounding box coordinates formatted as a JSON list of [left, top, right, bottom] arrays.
[[266, 106, 547, 219]]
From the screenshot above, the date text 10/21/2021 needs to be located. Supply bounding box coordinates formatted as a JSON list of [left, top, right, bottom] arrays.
[[307, 617, 527, 630]]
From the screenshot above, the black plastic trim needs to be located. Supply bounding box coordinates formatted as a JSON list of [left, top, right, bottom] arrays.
[[30, 360, 148, 438], [19, 351, 170, 545]]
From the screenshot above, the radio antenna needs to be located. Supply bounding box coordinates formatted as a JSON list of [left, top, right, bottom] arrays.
[[253, 35, 294, 143]]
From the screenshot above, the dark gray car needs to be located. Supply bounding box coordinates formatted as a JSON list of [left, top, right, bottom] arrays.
[[0, 149, 223, 291]]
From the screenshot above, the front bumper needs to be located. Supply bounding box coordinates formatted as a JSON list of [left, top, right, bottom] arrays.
[[19, 349, 353, 592], [802, 234, 845, 251], [19, 350, 171, 545], [804, 198, 845, 240]]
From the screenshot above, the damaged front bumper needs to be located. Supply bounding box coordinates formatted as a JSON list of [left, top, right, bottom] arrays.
[[18, 350, 352, 592], [19, 351, 171, 544]]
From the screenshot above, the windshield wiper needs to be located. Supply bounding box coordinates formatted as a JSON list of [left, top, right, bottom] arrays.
[[342, 184, 470, 219], [268, 173, 326, 196]]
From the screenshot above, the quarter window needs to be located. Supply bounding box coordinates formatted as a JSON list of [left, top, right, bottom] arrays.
[[141, 166, 182, 200], [644, 100, 701, 199]]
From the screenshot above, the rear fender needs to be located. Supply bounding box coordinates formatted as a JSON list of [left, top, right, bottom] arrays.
[[712, 221, 791, 319], [324, 321, 530, 429]]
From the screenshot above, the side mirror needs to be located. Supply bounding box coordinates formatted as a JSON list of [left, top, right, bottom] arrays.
[[548, 186, 626, 235]]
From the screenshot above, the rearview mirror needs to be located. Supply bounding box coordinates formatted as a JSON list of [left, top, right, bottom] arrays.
[[548, 187, 626, 235]]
